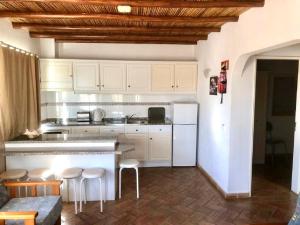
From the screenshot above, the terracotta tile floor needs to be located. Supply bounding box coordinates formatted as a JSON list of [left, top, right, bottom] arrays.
[[61, 167, 298, 225]]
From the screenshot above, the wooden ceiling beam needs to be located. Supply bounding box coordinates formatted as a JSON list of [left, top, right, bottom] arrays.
[[55, 39, 197, 45], [12, 22, 221, 33], [0, 12, 239, 24], [30, 32, 207, 41], [0, 0, 265, 8]]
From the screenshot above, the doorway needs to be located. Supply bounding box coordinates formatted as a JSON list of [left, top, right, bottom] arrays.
[[252, 59, 299, 193]]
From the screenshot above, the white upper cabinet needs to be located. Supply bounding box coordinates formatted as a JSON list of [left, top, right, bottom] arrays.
[[73, 61, 99, 92], [174, 64, 198, 92], [126, 64, 151, 92], [100, 63, 126, 92], [40, 60, 73, 90], [39, 59, 197, 93], [151, 64, 175, 92]]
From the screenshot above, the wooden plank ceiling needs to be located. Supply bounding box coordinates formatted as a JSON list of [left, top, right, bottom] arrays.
[[0, 0, 265, 45]]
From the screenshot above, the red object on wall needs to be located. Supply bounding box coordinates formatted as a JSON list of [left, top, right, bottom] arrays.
[[218, 70, 227, 104]]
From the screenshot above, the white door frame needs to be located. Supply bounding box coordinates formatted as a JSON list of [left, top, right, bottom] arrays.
[[249, 55, 300, 194]]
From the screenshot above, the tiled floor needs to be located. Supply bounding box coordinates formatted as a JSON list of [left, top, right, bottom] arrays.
[[61, 167, 298, 225]]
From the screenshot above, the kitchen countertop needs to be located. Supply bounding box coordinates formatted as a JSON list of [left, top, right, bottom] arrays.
[[4, 134, 120, 153], [41, 117, 173, 127]]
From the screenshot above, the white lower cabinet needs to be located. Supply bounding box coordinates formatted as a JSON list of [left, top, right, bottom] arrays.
[[71, 126, 100, 134], [149, 125, 172, 161], [68, 124, 172, 166]]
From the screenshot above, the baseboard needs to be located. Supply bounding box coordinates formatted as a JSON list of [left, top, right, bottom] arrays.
[[197, 165, 250, 199]]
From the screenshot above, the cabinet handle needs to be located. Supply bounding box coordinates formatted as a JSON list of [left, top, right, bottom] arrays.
[[176, 85, 179, 88], [149, 138, 152, 140], [136, 129, 139, 132], [96, 84, 100, 87], [160, 129, 162, 131], [128, 85, 131, 88], [101, 85, 104, 87], [171, 85, 174, 88]]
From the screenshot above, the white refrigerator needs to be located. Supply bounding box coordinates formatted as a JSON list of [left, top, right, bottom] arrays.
[[172, 103, 198, 166]]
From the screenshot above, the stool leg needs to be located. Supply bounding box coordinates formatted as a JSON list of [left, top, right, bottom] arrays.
[[66, 179, 70, 203], [73, 179, 78, 214], [42, 178, 47, 196], [104, 173, 106, 202], [83, 179, 87, 204], [99, 178, 103, 213], [135, 167, 139, 199], [119, 168, 123, 199], [79, 178, 84, 213]]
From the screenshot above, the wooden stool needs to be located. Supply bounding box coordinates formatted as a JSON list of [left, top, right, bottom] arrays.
[[119, 159, 139, 199], [61, 167, 82, 214], [79, 168, 106, 213], [0, 169, 27, 197]]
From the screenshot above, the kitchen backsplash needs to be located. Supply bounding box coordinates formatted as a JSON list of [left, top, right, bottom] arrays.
[[41, 91, 197, 120]]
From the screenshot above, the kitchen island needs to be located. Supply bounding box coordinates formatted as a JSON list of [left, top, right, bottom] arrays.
[[4, 134, 133, 201]]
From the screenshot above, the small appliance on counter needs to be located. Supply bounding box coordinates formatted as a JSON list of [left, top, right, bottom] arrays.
[[148, 107, 165, 123], [77, 111, 91, 122], [172, 103, 198, 167], [92, 108, 106, 122]]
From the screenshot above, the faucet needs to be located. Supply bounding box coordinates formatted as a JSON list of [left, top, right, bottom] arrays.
[[125, 114, 136, 121]]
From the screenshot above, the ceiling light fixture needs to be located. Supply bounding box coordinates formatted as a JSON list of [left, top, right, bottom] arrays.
[[117, 5, 132, 13]]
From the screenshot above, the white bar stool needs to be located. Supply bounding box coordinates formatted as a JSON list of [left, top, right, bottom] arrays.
[[27, 168, 53, 195], [61, 167, 82, 214], [119, 159, 140, 199], [79, 168, 106, 213], [0, 169, 27, 197]]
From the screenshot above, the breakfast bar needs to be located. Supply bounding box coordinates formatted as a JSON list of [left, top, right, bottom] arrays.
[[4, 134, 133, 201]]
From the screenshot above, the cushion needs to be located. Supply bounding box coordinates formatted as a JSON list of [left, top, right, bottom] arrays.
[[0, 196, 62, 225], [0, 185, 9, 208], [289, 195, 300, 225]]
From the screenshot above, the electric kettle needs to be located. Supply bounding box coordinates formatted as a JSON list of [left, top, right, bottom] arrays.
[[92, 108, 105, 122]]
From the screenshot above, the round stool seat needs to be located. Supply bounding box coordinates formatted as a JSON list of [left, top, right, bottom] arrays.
[[120, 159, 139, 168], [61, 168, 82, 179], [82, 168, 105, 179], [0, 169, 27, 180], [28, 168, 53, 179]]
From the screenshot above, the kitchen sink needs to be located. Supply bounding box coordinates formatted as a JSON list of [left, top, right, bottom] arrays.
[[126, 118, 147, 124]]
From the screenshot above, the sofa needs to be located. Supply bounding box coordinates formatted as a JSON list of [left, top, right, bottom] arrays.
[[0, 180, 62, 225]]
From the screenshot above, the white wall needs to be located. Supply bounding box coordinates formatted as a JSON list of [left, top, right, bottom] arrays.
[[197, 0, 300, 194], [0, 19, 40, 53], [56, 42, 197, 61]]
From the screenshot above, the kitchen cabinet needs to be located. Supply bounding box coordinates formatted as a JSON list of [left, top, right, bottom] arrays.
[[39, 59, 198, 93], [99, 126, 124, 136], [126, 64, 151, 92], [71, 126, 100, 134], [100, 63, 126, 92], [40, 60, 73, 90], [73, 61, 99, 92], [174, 64, 198, 92], [148, 125, 172, 161], [151, 64, 174, 92], [124, 133, 148, 161]]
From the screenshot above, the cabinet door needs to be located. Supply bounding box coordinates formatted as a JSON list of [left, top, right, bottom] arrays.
[[71, 126, 100, 134], [149, 126, 172, 161], [124, 133, 148, 161], [73, 62, 99, 92], [100, 63, 126, 92], [151, 64, 174, 92], [40, 60, 73, 90], [127, 64, 151, 92], [174, 64, 197, 92]]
